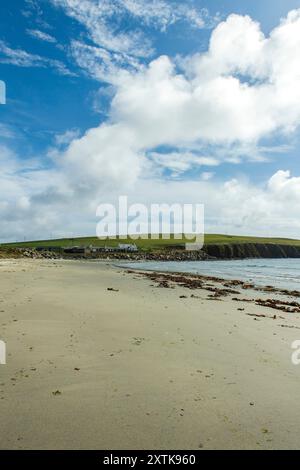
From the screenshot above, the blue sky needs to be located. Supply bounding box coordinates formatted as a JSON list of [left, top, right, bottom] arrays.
[[0, 0, 300, 241]]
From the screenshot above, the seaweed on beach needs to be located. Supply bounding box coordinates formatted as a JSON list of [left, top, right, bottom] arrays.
[[255, 298, 300, 313], [127, 269, 300, 300], [126, 269, 300, 319]]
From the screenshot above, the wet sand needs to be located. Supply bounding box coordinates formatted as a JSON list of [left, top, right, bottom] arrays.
[[1, 258, 300, 450]]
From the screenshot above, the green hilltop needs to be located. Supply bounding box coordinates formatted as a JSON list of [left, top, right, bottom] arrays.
[[2, 234, 300, 251]]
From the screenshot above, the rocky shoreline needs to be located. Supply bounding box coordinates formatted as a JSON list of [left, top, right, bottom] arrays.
[[0, 247, 212, 261], [203, 242, 300, 259], [2, 241, 300, 262]]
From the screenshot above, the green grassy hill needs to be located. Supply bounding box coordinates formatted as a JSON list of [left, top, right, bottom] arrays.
[[3, 233, 300, 251]]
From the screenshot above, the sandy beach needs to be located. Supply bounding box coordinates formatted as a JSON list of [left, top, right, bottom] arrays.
[[1, 258, 300, 450]]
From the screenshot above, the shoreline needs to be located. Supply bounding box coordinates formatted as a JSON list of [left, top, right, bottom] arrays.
[[1, 258, 300, 449], [116, 261, 300, 300], [122, 267, 300, 315]]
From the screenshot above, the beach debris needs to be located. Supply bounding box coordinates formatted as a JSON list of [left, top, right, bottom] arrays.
[[52, 390, 62, 396], [242, 284, 255, 289], [158, 280, 172, 288], [133, 270, 300, 300], [278, 324, 300, 330], [132, 337, 145, 346], [206, 286, 240, 297], [255, 298, 300, 313], [107, 288, 119, 292], [247, 313, 267, 318], [223, 280, 244, 287], [179, 295, 187, 299]]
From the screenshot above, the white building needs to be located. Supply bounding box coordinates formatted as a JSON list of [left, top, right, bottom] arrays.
[[118, 244, 138, 252]]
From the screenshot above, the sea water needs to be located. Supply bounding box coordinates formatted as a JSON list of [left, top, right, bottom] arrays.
[[123, 258, 300, 291]]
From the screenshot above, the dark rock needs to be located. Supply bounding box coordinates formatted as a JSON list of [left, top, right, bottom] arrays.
[[203, 243, 300, 260]]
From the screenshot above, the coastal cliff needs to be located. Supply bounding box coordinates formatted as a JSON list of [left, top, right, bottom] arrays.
[[2, 242, 300, 261], [203, 243, 300, 259]]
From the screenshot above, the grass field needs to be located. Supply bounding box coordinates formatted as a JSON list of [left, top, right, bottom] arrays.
[[2, 233, 300, 251]]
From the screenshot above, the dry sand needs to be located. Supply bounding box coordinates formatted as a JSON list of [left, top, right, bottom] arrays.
[[0, 258, 300, 450]]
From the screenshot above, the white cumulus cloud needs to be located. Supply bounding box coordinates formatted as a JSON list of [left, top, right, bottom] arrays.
[[1, 8, 300, 240]]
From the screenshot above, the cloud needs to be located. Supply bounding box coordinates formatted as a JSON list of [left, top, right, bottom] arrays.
[[70, 40, 142, 83], [1, 159, 300, 241], [117, 0, 218, 31], [201, 172, 214, 181], [26, 29, 57, 43], [0, 40, 46, 67], [51, 0, 219, 82], [22, 0, 53, 29], [52, 0, 216, 50], [55, 129, 81, 147], [268, 170, 300, 201], [127, 171, 300, 237], [0, 40, 76, 76], [51, 8, 300, 205], [1, 9, 300, 240], [0, 124, 16, 139], [51, 0, 154, 58], [148, 152, 219, 177], [58, 123, 144, 195], [109, 9, 300, 150]]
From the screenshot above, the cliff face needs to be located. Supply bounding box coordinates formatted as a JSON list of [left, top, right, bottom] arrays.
[[203, 243, 300, 259]]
